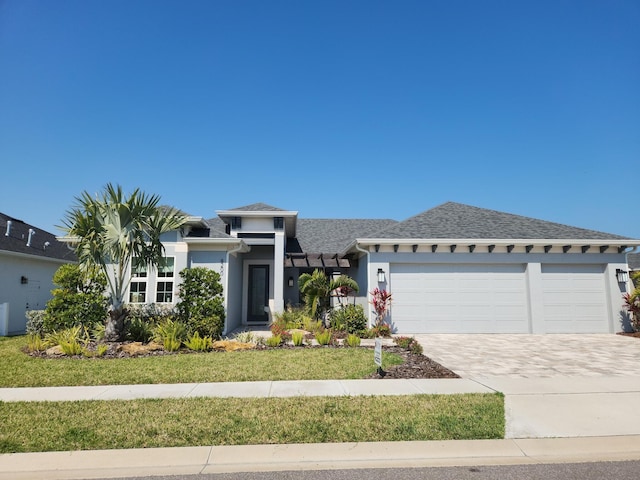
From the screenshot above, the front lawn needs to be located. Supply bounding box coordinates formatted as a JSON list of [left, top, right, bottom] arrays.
[[0, 336, 403, 387], [0, 394, 505, 453]]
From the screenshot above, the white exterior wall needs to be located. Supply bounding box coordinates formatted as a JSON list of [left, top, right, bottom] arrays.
[[0, 252, 69, 335], [370, 250, 630, 333]]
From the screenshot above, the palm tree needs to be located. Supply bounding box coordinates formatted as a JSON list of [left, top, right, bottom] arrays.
[[61, 183, 186, 341], [298, 269, 359, 325]]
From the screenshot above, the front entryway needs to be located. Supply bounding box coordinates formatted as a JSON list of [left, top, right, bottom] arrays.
[[247, 264, 270, 323]]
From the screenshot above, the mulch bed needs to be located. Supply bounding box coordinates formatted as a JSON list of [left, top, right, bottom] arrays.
[[365, 345, 459, 379], [27, 342, 459, 379]]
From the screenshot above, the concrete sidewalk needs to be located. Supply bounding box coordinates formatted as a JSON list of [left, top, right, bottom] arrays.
[[2, 436, 640, 480]]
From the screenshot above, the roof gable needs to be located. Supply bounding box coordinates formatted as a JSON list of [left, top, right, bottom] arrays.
[[372, 202, 632, 240], [228, 203, 288, 212]]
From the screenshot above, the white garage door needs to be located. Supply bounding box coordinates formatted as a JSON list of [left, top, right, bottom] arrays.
[[390, 263, 529, 333], [541, 264, 609, 333]]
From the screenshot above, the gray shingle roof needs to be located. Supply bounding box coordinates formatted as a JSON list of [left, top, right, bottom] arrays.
[[228, 203, 288, 212], [629, 253, 640, 270], [292, 218, 398, 254], [371, 202, 633, 240], [0, 213, 76, 262]]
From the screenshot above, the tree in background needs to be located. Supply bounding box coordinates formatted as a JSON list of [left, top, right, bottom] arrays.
[[61, 183, 186, 341]]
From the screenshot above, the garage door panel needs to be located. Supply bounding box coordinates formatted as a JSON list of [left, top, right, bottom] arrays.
[[390, 263, 529, 334], [541, 264, 609, 333]]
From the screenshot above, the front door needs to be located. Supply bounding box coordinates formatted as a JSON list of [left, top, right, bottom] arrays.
[[248, 264, 270, 323]]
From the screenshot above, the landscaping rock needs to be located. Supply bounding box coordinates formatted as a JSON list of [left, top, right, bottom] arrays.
[[212, 340, 255, 352]]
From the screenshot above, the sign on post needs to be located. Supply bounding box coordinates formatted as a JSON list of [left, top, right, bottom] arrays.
[[374, 338, 382, 367]]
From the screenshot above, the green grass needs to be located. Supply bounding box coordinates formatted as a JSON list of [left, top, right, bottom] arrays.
[[0, 394, 504, 453], [0, 336, 403, 387]]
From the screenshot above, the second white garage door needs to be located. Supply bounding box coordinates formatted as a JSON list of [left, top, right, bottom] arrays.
[[390, 263, 529, 333], [541, 264, 609, 333]]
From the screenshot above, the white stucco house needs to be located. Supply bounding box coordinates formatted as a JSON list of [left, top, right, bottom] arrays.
[[0, 213, 76, 335], [109, 202, 640, 335]]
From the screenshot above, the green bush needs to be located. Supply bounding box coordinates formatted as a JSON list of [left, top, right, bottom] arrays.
[[233, 331, 256, 344], [330, 304, 367, 334], [344, 333, 361, 347], [410, 340, 423, 355], [126, 317, 154, 343], [153, 319, 187, 352], [176, 268, 225, 339], [315, 329, 332, 346], [394, 336, 414, 349], [184, 331, 212, 351], [42, 264, 108, 334], [274, 306, 309, 330], [291, 330, 305, 346], [266, 335, 282, 347], [25, 310, 45, 336]]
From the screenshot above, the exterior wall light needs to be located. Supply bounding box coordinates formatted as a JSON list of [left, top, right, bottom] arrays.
[[288, 276, 294, 287], [377, 268, 386, 283], [20, 276, 28, 284], [616, 269, 629, 284]]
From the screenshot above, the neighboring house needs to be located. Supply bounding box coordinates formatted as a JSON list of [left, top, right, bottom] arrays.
[[118, 202, 640, 335], [0, 213, 76, 335]]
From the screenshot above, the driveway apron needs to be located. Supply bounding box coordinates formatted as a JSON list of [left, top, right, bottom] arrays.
[[412, 334, 640, 438]]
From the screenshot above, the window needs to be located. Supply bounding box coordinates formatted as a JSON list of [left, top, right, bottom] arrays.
[[129, 282, 147, 303], [156, 257, 174, 303], [274, 216, 284, 229], [231, 216, 242, 229], [130, 258, 147, 303]]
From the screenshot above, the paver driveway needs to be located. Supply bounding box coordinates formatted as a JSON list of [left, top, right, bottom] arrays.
[[413, 334, 640, 378]]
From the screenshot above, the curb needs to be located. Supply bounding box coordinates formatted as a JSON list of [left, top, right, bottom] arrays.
[[2, 436, 640, 479]]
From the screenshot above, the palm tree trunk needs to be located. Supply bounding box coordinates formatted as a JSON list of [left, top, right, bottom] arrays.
[[105, 308, 128, 342]]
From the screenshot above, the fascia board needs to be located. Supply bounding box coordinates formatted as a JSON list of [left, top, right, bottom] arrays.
[[182, 237, 250, 252], [0, 249, 75, 264], [354, 238, 640, 247]]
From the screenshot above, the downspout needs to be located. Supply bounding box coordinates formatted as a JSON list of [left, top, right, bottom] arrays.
[[353, 241, 374, 328], [222, 241, 245, 336]]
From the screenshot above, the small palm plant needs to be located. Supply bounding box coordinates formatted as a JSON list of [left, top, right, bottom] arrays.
[[298, 269, 359, 326]]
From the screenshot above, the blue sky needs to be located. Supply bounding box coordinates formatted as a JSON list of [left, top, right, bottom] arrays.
[[1, 0, 639, 238]]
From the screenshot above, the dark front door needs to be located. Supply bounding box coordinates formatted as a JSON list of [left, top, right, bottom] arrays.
[[248, 264, 270, 323]]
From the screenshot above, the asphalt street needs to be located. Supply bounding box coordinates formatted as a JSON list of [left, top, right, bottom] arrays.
[[87, 461, 640, 480]]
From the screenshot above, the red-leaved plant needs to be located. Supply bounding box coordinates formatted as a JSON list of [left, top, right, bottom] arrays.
[[370, 287, 392, 328], [623, 292, 640, 331]]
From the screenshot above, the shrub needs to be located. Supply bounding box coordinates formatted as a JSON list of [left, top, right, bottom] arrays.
[[189, 315, 224, 339], [45, 326, 82, 347], [344, 333, 361, 347], [25, 310, 45, 336], [373, 324, 392, 338], [291, 330, 305, 346], [95, 344, 108, 357], [394, 336, 414, 349], [42, 264, 108, 334], [176, 267, 225, 339], [233, 331, 256, 344], [274, 306, 308, 330], [154, 319, 187, 352], [270, 322, 292, 342], [410, 340, 423, 355], [266, 335, 282, 347], [126, 303, 176, 340], [126, 317, 154, 343], [315, 329, 332, 346], [184, 331, 212, 351], [25, 333, 48, 352], [330, 304, 367, 334]]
